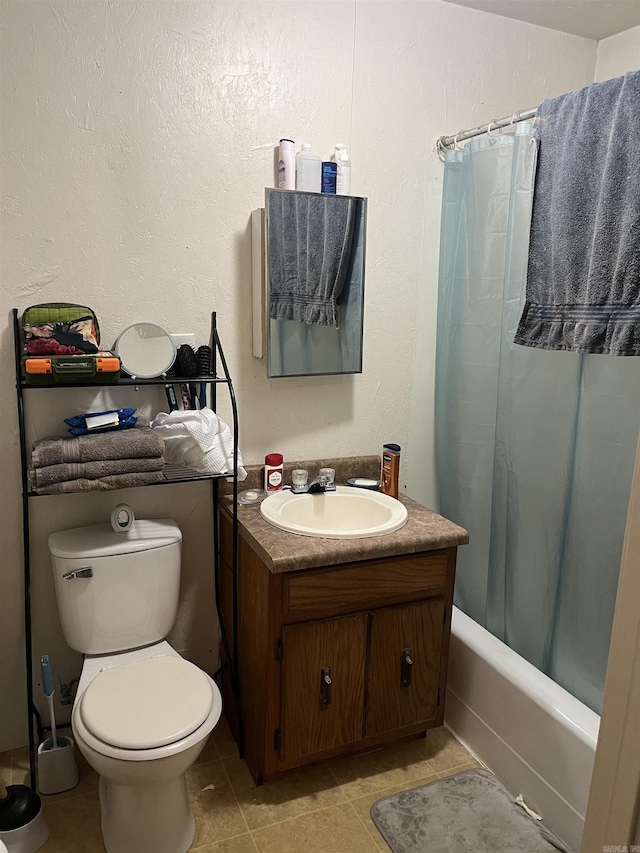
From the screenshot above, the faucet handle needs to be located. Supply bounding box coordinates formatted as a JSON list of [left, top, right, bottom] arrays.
[[318, 467, 335, 485], [292, 469, 309, 489]]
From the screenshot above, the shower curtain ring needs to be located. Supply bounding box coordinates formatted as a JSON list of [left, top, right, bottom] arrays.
[[510, 112, 520, 125], [487, 119, 499, 138], [453, 132, 463, 150]]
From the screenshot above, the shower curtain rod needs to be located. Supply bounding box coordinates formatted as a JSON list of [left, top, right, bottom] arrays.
[[436, 108, 537, 160]]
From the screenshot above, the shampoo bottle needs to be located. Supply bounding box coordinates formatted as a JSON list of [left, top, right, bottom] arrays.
[[381, 443, 401, 498], [333, 144, 351, 195], [278, 139, 295, 190], [296, 143, 322, 192]]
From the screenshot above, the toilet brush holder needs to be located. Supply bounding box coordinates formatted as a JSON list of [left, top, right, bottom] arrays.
[[37, 737, 79, 796]]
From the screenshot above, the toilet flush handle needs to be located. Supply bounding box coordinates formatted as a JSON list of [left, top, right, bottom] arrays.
[[62, 567, 93, 580]]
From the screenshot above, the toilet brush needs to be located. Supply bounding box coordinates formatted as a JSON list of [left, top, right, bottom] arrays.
[[40, 658, 56, 749], [36, 657, 78, 797]]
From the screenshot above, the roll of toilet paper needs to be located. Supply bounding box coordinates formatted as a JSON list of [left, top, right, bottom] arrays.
[[111, 503, 134, 533]]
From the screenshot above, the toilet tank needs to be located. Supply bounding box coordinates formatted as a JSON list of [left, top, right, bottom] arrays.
[[48, 519, 182, 655]]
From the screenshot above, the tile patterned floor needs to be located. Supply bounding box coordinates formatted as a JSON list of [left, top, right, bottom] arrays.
[[0, 722, 481, 852]]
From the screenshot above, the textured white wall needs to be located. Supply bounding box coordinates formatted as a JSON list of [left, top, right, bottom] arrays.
[[0, 0, 596, 750], [595, 25, 640, 82]]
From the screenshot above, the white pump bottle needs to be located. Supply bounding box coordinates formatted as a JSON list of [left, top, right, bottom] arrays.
[[333, 144, 351, 195]]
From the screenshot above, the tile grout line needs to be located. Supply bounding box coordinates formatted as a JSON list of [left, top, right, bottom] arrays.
[[216, 750, 353, 832], [345, 798, 384, 851], [247, 830, 261, 853], [219, 753, 255, 840], [436, 766, 482, 777], [244, 798, 361, 837], [341, 755, 481, 852], [345, 763, 480, 852], [244, 798, 381, 851], [191, 828, 258, 853], [2, 752, 13, 787], [430, 758, 482, 776], [191, 733, 260, 847], [324, 759, 343, 788], [10, 749, 24, 787], [185, 732, 254, 852], [238, 795, 351, 834]]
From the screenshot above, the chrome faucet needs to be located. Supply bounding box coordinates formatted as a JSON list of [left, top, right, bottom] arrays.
[[291, 467, 336, 494]]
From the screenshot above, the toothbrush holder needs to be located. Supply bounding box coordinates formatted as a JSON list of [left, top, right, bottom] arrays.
[[37, 736, 79, 796]]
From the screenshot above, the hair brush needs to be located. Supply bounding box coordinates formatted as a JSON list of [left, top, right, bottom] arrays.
[[176, 344, 198, 378], [196, 346, 212, 408]]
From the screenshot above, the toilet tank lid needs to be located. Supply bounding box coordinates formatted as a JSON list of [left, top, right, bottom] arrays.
[[48, 519, 182, 559]]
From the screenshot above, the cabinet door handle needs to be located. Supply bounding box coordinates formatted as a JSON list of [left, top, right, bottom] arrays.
[[401, 648, 413, 687], [319, 666, 332, 711]]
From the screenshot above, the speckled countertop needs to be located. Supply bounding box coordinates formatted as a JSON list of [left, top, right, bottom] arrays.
[[221, 456, 469, 574]]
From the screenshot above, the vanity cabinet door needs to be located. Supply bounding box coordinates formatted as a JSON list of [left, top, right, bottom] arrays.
[[365, 598, 445, 737], [280, 614, 367, 761]]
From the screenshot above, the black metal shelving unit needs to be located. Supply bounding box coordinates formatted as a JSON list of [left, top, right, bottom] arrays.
[[12, 309, 243, 788]]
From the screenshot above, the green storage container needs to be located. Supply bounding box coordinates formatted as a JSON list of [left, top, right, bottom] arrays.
[[21, 303, 120, 385]]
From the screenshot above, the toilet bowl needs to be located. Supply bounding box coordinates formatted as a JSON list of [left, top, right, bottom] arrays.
[[48, 518, 223, 853], [72, 642, 221, 853]]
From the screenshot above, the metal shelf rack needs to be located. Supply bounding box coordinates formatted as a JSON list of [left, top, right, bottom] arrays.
[[12, 309, 243, 788]]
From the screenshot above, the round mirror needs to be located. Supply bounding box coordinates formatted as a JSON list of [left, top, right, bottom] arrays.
[[113, 323, 176, 379]]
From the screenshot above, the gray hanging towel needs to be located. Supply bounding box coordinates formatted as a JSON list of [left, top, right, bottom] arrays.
[[268, 190, 356, 327], [515, 70, 640, 355]]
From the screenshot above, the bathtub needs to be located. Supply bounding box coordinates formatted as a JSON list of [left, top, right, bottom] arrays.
[[445, 607, 600, 853]]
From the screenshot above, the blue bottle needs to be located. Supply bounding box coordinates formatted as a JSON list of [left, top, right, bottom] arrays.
[[321, 161, 337, 194]]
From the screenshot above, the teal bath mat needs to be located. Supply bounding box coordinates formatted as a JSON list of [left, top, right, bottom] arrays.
[[370, 768, 568, 852]]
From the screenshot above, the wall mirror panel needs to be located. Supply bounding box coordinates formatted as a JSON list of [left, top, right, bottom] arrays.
[[252, 189, 367, 378]]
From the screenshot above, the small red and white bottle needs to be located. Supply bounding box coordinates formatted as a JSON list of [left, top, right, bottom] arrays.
[[264, 453, 284, 492]]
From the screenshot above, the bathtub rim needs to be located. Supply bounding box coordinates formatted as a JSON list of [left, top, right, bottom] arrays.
[[450, 607, 600, 749]]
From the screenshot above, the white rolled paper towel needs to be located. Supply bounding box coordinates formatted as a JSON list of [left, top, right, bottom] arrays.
[[151, 408, 247, 479]]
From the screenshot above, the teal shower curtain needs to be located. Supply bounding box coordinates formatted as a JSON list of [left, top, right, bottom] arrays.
[[434, 124, 640, 713]]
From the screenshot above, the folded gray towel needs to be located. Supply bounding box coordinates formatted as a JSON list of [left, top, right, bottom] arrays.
[[36, 470, 165, 495], [32, 426, 164, 468], [268, 191, 357, 327], [32, 456, 165, 489], [515, 70, 640, 355]]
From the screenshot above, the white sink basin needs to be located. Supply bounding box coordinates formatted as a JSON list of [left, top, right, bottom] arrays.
[[260, 485, 408, 539]]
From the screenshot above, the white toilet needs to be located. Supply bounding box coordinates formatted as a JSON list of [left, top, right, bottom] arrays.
[[48, 518, 222, 853]]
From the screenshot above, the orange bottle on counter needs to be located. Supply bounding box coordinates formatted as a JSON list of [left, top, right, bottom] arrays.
[[381, 443, 401, 498]]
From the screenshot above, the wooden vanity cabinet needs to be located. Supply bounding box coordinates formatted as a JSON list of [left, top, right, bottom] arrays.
[[217, 510, 457, 784]]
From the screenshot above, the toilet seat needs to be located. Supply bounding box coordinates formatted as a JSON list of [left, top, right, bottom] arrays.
[[79, 656, 213, 750]]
